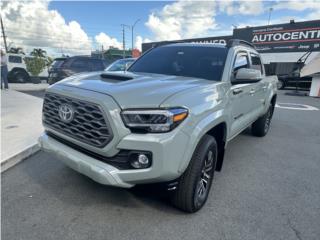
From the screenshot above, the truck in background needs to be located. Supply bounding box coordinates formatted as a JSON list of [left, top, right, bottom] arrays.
[[7, 53, 48, 83]]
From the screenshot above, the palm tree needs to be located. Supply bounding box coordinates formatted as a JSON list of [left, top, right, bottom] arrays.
[[8, 47, 25, 55], [45, 56, 54, 67], [30, 48, 47, 58]]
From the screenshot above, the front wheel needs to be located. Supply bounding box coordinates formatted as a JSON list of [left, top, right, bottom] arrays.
[[277, 80, 285, 90], [171, 134, 217, 213], [15, 71, 30, 83], [251, 105, 274, 137]]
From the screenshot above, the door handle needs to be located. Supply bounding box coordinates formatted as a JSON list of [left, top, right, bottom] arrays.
[[233, 88, 243, 95], [262, 86, 267, 91], [249, 89, 256, 95]]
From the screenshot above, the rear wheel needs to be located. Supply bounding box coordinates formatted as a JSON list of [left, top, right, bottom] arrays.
[[14, 71, 29, 83], [251, 105, 274, 137], [171, 134, 217, 213]]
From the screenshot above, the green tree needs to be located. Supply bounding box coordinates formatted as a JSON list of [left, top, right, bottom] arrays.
[[45, 56, 54, 67], [30, 48, 47, 58], [8, 47, 25, 54], [24, 57, 46, 77]]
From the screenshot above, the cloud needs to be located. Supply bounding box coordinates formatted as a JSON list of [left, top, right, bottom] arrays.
[[273, 0, 320, 21], [95, 32, 122, 50], [0, 0, 91, 56], [219, 0, 264, 16], [145, 0, 266, 41], [235, 0, 320, 27], [135, 35, 151, 51], [145, 0, 217, 41], [273, 0, 320, 11]]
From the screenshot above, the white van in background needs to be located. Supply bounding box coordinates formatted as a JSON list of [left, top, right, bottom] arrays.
[[7, 53, 48, 83]]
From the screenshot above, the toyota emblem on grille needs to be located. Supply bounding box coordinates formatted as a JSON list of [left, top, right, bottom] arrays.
[[58, 104, 74, 123]]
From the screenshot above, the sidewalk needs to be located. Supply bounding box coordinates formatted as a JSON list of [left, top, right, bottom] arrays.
[[1, 90, 44, 172]]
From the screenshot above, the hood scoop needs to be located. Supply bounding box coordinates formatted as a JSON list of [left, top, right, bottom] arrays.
[[100, 72, 134, 81]]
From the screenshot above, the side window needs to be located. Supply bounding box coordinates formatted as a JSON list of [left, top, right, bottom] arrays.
[[70, 59, 89, 70], [233, 52, 249, 73], [250, 53, 263, 73], [8, 56, 22, 63], [90, 59, 104, 71]]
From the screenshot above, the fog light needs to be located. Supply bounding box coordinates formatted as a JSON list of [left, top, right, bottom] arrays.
[[129, 152, 152, 169], [138, 154, 149, 164]]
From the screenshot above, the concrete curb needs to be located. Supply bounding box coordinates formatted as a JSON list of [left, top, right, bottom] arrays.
[[1, 143, 40, 172]]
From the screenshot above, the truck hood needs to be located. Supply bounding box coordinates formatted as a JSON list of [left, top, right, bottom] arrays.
[[59, 71, 214, 109]]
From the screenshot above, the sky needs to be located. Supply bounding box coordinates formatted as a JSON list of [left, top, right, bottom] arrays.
[[1, 0, 320, 56]]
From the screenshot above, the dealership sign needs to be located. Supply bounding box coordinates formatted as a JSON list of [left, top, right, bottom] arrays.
[[142, 36, 232, 52], [142, 20, 320, 53], [233, 20, 320, 53]]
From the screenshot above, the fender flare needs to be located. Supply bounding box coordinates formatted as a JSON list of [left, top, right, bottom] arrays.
[[178, 109, 227, 173], [8, 67, 30, 80]]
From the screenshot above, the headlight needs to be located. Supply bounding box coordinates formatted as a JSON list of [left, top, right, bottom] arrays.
[[121, 108, 188, 133]]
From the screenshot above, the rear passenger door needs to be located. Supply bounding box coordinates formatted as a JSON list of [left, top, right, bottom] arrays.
[[229, 51, 256, 137], [249, 53, 267, 118]]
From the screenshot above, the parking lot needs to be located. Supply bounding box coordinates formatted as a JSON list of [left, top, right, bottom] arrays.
[[2, 91, 320, 240]]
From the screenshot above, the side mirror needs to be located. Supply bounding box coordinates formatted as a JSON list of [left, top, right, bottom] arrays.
[[232, 68, 262, 84]]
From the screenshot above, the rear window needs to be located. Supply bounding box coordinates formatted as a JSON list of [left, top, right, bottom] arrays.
[[250, 53, 263, 73], [129, 46, 228, 81]]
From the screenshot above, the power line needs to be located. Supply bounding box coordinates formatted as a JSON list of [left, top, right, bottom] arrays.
[[5, 30, 130, 46], [9, 42, 92, 51], [6, 29, 124, 39]]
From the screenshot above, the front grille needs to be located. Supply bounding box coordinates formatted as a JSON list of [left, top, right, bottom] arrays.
[[43, 93, 113, 148]]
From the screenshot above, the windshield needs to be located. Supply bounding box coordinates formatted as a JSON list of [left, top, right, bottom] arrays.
[[128, 45, 228, 81], [51, 59, 66, 68], [106, 59, 135, 71]]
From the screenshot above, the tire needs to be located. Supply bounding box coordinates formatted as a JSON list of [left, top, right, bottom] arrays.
[[277, 80, 285, 90], [171, 134, 217, 213], [14, 71, 29, 83], [251, 105, 274, 137]]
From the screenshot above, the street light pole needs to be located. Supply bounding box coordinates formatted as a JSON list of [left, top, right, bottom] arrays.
[[131, 19, 140, 51], [267, 7, 273, 26]]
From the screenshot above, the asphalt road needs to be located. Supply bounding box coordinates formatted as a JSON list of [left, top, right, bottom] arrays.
[[2, 92, 320, 240]]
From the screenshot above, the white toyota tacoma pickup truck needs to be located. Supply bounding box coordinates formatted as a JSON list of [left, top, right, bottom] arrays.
[[39, 40, 278, 212]]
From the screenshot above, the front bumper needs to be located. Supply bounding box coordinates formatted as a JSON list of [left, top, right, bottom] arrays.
[[39, 128, 190, 188]]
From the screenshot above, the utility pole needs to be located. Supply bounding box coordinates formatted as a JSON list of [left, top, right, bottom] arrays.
[[121, 24, 127, 58], [0, 15, 8, 52]]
